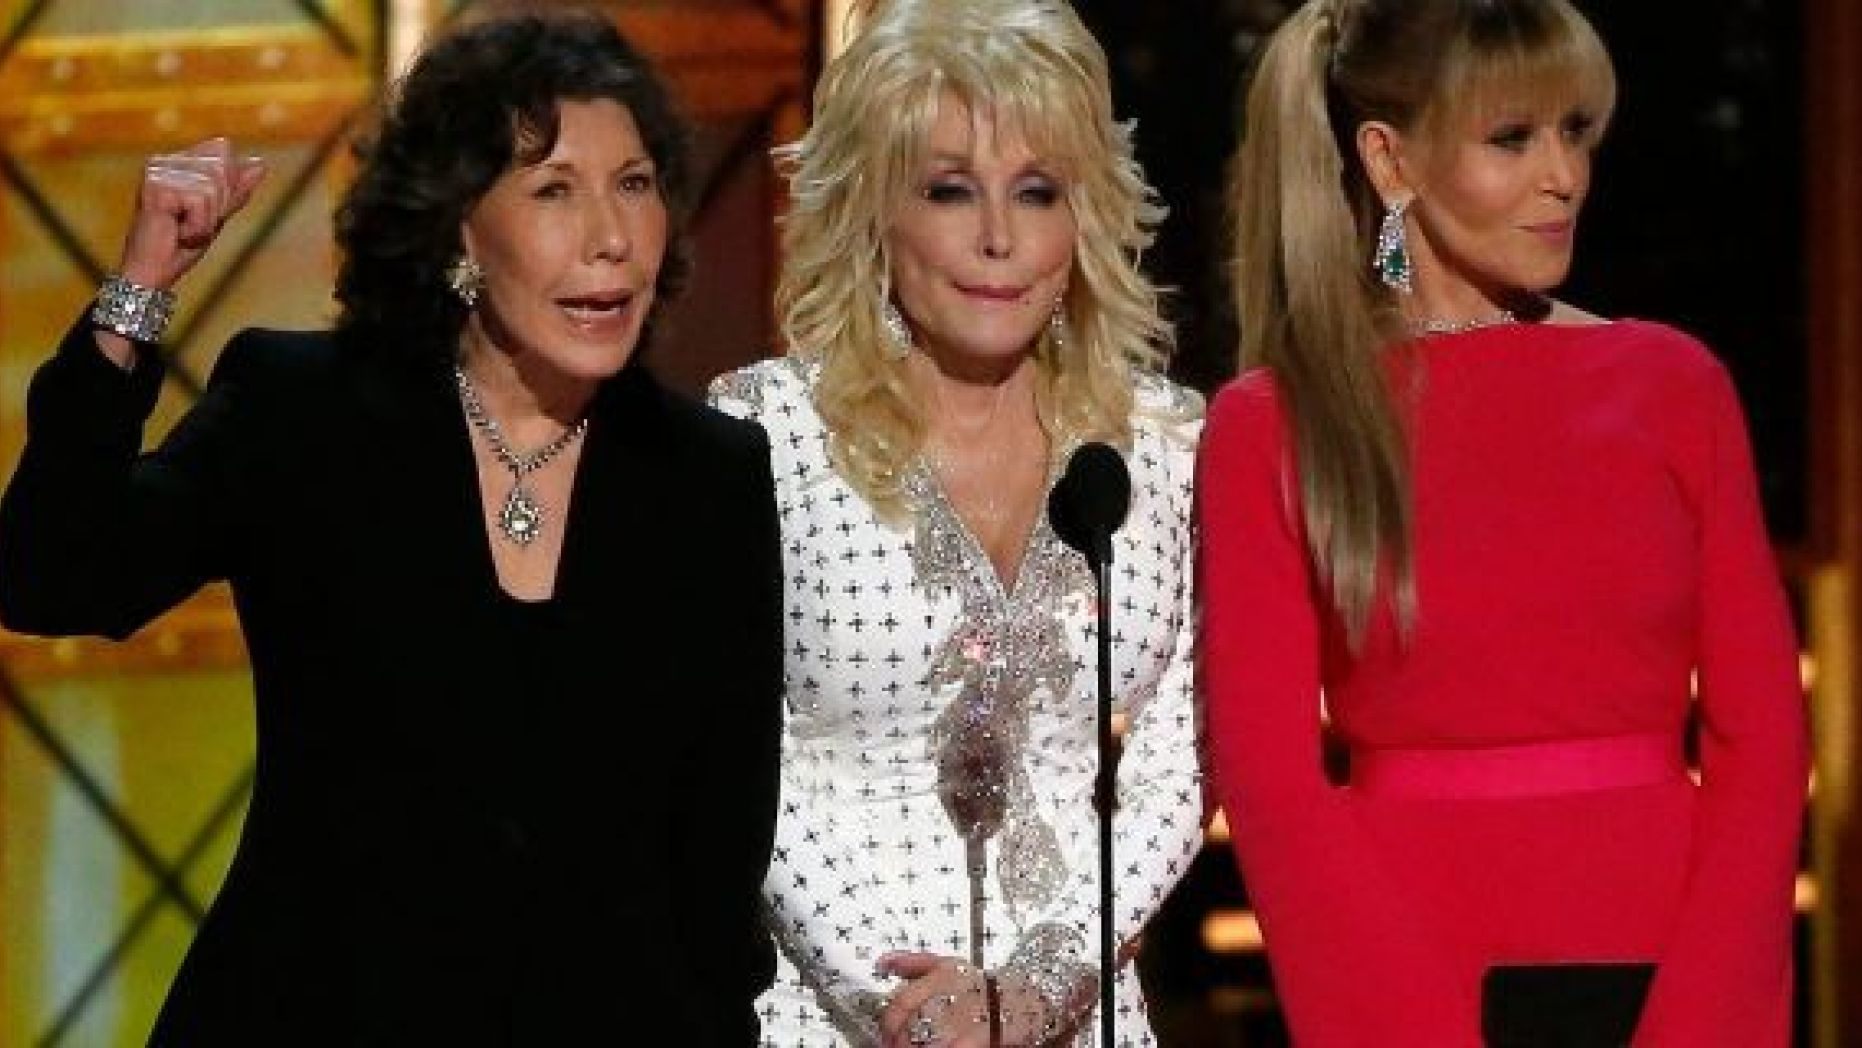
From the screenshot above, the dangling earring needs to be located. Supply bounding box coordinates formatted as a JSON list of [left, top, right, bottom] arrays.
[[880, 299, 914, 359], [1047, 301, 1069, 354], [446, 256, 485, 308], [1372, 197, 1414, 295]]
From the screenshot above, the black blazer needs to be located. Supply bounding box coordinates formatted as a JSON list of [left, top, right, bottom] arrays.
[[0, 319, 783, 1045]]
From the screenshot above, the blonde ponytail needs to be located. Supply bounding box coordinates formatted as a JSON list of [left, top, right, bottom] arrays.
[[1230, 0, 1413, 645]]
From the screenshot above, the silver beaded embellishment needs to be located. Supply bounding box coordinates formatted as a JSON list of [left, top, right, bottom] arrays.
[[454, 366, 589, 547], [907, 450, 1093, 921], [1001, 922, 1100, 1039]]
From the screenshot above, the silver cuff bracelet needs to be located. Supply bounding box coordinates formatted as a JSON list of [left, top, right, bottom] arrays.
[[91, 274, 176, 343]]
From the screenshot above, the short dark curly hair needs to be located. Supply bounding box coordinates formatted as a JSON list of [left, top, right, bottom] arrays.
[[333, 7, 692, 356]]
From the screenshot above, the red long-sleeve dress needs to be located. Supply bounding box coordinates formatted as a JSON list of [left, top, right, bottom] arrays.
[[1198, 320, 1810, 1047]]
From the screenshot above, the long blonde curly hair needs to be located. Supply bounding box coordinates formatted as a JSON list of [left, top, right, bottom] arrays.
[[776, 0, 1171, 518]]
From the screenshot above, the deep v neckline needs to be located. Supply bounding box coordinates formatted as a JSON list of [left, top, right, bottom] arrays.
[[913, 443, 1070, 602]]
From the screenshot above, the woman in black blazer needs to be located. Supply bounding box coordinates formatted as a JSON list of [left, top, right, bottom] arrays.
[[0, 10, 781, 1045]]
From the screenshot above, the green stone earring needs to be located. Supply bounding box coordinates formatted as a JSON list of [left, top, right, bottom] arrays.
[[1373, 197, 1414, 295]]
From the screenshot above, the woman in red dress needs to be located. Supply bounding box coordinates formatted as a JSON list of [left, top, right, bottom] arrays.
[[1198, 0, 1810, 1044]]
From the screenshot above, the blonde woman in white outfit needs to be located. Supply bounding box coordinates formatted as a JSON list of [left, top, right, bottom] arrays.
[[709, 1, 1203, 1044]]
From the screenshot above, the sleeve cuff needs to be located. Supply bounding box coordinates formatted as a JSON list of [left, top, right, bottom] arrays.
[[31, 309, 167, 428], [998, 922, 1099, 1039]]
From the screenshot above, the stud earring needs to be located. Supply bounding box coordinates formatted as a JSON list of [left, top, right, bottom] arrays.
[[880, 299, 914, 359], [1372, 196, 1414, 295], [446, 256, 485, 308]]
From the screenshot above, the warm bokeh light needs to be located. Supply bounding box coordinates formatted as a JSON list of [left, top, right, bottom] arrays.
[[1203, 909, 1265, 954]]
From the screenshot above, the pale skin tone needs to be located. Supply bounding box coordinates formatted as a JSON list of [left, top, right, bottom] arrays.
[[114, 100, 666, 604], [1357, 98, 1611, 327], [872, 97, 1076, 1048], [888, 95, 1075, 592]]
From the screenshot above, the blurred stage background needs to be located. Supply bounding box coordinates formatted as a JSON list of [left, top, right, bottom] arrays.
[[0, 1, 1857, 1045]]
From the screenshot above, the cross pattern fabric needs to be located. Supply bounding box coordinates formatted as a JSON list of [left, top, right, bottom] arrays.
[[711, 358, 1205, 1047]]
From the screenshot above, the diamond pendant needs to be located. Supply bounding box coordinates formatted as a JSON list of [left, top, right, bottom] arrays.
[[498, 483, 545, 546]]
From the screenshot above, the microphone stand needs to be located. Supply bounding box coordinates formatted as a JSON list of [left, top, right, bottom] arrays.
[[1048, 441, 1129, 1047], [1090, 531, 1117, 1048]]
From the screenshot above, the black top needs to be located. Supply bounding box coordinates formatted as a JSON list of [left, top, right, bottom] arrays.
[[0, 319, 784, 1046]]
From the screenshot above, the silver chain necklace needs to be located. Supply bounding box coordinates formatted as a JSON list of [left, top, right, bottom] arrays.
[[1408, 310, 1518, 337], [454, 366, 590, 547]]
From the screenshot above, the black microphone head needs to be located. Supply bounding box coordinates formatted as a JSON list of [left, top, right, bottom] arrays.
[[1048, 441, 1131, 563]]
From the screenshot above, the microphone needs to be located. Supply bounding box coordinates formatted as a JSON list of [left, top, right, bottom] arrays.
[[1046, 440, 1131, 1048], [1047, 442, 1131, 567]]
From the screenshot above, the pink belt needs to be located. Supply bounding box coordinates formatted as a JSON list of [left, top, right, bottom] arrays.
[[1350, 732, 1687, 800]]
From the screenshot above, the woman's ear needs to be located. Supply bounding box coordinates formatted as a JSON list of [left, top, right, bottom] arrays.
[[1356, 120, 1414, 207]]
